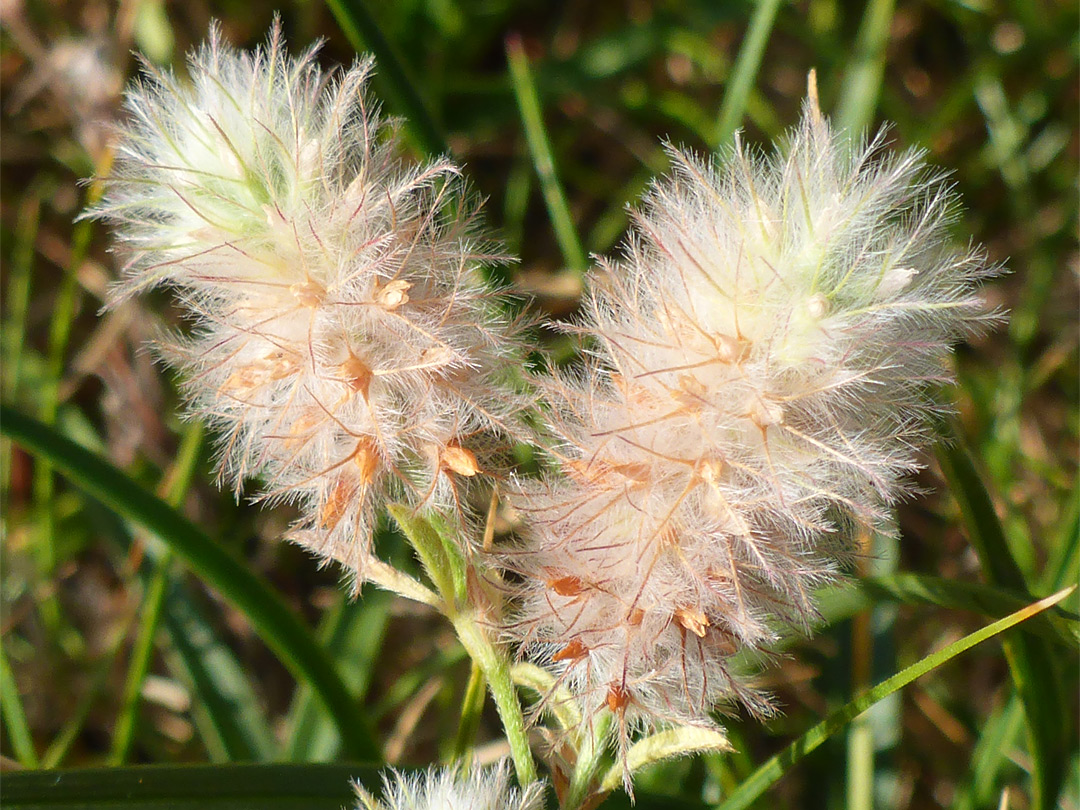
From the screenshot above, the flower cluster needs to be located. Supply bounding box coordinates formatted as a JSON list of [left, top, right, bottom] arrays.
[[91, 23, 528, 578], [353, 763, 545, 810], [503, 106, 993, 750], [91, 19, 997, 796]]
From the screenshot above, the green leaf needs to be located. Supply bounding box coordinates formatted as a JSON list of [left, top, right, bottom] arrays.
[[714, 587, 1074, 810], [161, 584, 277, 762], [953, 695, 1026, 810], [835, 0, 896, 134], [600, 727, 732, 792], [816, 573, 1078, 648], [111, 425, 205, 765], [0, 640, 39, 768], [284, 586, 393, 761], [512, 661, 582, 734], [0, 405, 380, 763], [1, 763, 699, 810], [386, 503, 455, 604], [712, 0, 783, 148], [3, 763, 375, 810], [323, 0, 447, 157], [506, 33, 589, 276], [938, 437, 1072, 810], [450, 661, 486, 761]]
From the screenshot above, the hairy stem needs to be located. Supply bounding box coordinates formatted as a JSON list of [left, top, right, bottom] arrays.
[[564, 711, 613, 810], [452, 614, 538, 786]]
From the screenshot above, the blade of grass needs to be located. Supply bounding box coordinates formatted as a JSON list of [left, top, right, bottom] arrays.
[[714, 587, 1074, 810], [371, 644, 466, 722], [323, 0, 447, 157], [835, 0, 896, 134], [32, 165, 109, 641], [938, 436, 1071, 810], [111, 424, 204, 765], [711, 0, 783, 148], [847, 528, 900, 810], [1043, 482, 1078, 595], [954, 695, 1026, 810], [0, 405, 380, 763], [506, 33, 588, 276], [2, 192, 39, 403], [3, 763, 377, 810], [109, 562, 172, 764], [449, 661, 486, 762], [0, 639, 40, 767], [283, 585, 393, 761], [1, 763, 696, 810], [40, 633, 127, 768], [815, 574, 1079, 648], [160, 584, 277, 762]]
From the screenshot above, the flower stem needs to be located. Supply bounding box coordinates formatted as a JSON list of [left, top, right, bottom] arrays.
[[564, 711, 612, 810], [452, 614, 538, 785]]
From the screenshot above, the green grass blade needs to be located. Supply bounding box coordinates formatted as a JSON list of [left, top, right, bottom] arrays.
[[0, 639, 40, 767], [1, 763, 697, 810], [283, 586, 392, 761], [161, 584, 277, 762], [835, 0, 896, 134], [1043, 482, 1078, 594], [714, 587, 1074, 810], [953, 695, 1026, 810], [450, 661, 486, 761], [110, 424, 204, 765], [40, 633, 127, 768], [109, 562, 171, 765], [323, 0, 447, 157], [0, 405, 380, 763], [712, 0, 783, 148], [506, 33, 589, 276], [936, 440, 1028, 590], [818, 573, 1078, 648], [2, 192, 39, 403], [3, 763, 377, 810], [938, 437, 1071, 810], [32, 185, 100, 639]]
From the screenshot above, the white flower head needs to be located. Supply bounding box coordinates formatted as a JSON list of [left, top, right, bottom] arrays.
[[504, 102, 996, 755], [352, 762, 545, 810], [90, 21, 531, 579]]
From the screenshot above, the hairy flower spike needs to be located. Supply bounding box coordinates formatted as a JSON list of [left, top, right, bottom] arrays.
[[90, 22, 530, 579], [505, 104, 995, 756], [353, 762, 545, 810]]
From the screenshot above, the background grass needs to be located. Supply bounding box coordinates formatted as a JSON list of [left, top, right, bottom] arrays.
[[1, 0, 1077, 808]]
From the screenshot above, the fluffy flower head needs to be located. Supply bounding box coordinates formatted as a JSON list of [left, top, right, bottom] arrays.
[[91, 23, 529, 576], [353, 762, 545, 810], [505, 104, 994, 749]]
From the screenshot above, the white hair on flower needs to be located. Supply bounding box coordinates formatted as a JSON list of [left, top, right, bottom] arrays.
[[90, 20, 530, 580], [352, 762, 545, 810], [503, 101, 997, 764]]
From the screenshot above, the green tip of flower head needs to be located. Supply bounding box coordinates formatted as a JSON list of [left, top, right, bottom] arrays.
[[503, 102, 997, 755], [353, 762, 546, 810], [88, 19, 533, 581]]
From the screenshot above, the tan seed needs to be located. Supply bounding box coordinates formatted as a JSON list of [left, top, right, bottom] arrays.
[[353, 437, 379, 484], [552, 639, 587, 663], [674, 606, 710, 638], [374, 279, 413, 310], [441, 445, 480, 477], [339, 354, 373, 399]]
